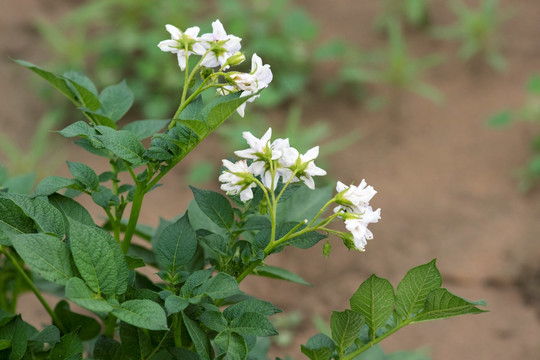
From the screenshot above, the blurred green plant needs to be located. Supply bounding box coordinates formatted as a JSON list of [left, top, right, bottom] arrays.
[[337, 21, 443, 121], [0, 110, 64, 194], [432, 0, 508, 71], [375, 0, 432, 30], [38, 0, 347, 118], [488, 74, 540, 191]]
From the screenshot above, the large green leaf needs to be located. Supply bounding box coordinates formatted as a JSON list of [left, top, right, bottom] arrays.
[[11, 233, 74, 285], [69, 220, 129, 295], [64, 278, 113, 313], [223, 299, 281, 321], [195, 272, 242, 300], [276, 184, 333, 224], [98, 80, 134, 122], [49, 332, 83, 360], [119, 322, 152, 360], [48, 194, 95, 227], [190, 186, 234, 230], [15, 60, 75, 102], [411, 288, 487, 323], [64, 71, 101, 112], [112, 300, 168, 331], [254, 265, 312, 286], [214, 330, 248, 360], [331, 310, 365, 352], [229, 312, 277, 337], [2, 193, 65, 239], [350, 275, 395, 339], [95, 126, 146, 167], [0, 316, 27, 360], [154, 214, 197, 275], [67, 161, 99, 191], [122, 119, 169, 140], [0, 197, 35, 246], [182, 312, 211, 360], [203, 92, 247, 129], [34, 176, 77, 197], [394, 260, 442, 322]]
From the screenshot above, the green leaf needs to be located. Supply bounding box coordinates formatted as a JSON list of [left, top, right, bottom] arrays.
[[93, 336, 123, 360], [277, 184, 333, 224], [48, 193, 95, 227], [155, 214, 197, 275], [196, 272, 242, 300], [223, 299, 281, 321], [411, 288, 487, 323], [119, 322, 152, 360], [91, 186, 120, 208], [122, 119, 169, 140], [164, 295, 189, 316], [3, 173, 35, 194], [49, 332, 83, 360], [34, 176, 76, 196], [190, 186, 234, 230], [29, 325, 60, 346], [180, 268, 214, 297], [350, 275, 395, 338], [57, 121, 97, 140], [112, 300, 168, 331], [487, 111, 512, 128], [64, 278, 113, 313], [64, 71, 101, 111], [254, 265, 312, 286], [0, 309, 16, 328], [53, 300, 102, 340], [214, 330, 248, 360], [300, 333, 334, 360], [199, 311, 228, 332], [331, 310, 365, 352], [95, 126, 146, 167], [14, 60, 75, 102], [0, 197, 35, 245], [279, 223, 327, 250], [0, 316, 27, 360], [11, 233, 74, 285], [230, 312, 277, 337], [182, 312, 211, 360], [2, 193, 65, 239], [395, 259, 442, 322], [204, 92, 248, 129], [69, 220, 129, 295], [67, 161, 99, 190], [98, 80, 134, 122]]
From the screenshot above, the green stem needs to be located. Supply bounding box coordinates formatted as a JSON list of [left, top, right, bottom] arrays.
[[104, 314, 117, 338], [173, 313, 183, 348], [121, 183, 145, 254], [0, 246, 66, 333], [342, 322, 409, 360], [235, 259, 262, 284]]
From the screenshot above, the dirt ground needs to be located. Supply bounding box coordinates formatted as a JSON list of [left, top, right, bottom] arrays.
[[1, 0, 540, 359]]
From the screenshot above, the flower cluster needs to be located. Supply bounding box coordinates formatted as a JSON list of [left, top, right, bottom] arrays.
[[334, 181, 381, 251], [158, 20, 272, 117], [218, 128, 381, 252], [219, 128, 326, 199]]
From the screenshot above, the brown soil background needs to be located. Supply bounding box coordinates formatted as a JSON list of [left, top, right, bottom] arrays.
[[1, 0, 540, 359]]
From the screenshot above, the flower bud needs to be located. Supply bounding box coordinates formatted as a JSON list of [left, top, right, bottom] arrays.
[[323, 240, 332, 258], [225, 52, 246, 67]]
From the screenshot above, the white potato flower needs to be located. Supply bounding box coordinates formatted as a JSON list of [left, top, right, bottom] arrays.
[[158, 24, 206, 71], [219, 159, 256, 202], [334, 180, 377, 213], [278, 146, 326, 189], [199, 19, 242, 68], [344, 206, 381, 251]]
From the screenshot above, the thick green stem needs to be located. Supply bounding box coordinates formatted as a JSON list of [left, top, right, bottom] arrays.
[[122, 183, 145, 254], [235, 259, 262, 284], [173, 313, 183, 348], [0, 246, 66, 333]]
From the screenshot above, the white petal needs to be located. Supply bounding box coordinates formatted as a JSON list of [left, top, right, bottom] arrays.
[[260, 128, 272, 146], [240, 188, 254, 202], [303, 146, 319, 162], [192, 43, 206, 55], [177, 51, 187, 71], [165, 24, 182, 40], [212, 19, 227, 39], [234, 148, 255, 159], [184, 26, 200, 38], [158, 40, 178, 52], [303, 175, 315, 190]]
